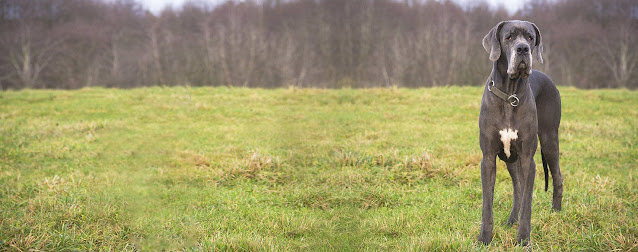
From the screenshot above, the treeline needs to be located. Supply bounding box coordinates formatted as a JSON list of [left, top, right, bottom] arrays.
[[0, 0, 636, 90]]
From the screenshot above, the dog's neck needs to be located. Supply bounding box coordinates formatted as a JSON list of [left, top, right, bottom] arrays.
[[491, 58, 529, 96]]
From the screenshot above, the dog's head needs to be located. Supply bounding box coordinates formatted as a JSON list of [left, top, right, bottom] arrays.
[[483, 20, 543, 79]]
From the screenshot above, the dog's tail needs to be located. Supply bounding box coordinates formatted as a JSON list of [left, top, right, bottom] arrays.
[[541, 149, 549, 191]]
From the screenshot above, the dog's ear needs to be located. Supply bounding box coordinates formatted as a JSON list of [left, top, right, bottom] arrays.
[[483, 21, 506, 62], [529, 22, 544, 64]]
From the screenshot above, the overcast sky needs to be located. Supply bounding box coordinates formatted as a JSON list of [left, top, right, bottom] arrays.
[[139, 0, 527, 15]]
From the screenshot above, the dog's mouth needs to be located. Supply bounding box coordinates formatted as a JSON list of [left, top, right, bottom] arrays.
[[517, 61, 528, 72], [508, 56, 532, 79]]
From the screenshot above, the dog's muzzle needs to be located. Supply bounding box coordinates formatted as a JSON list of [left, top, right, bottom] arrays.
[[507, 43, 533, 79]]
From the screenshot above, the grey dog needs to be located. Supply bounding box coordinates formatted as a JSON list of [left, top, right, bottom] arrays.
[[477, 20, 563, 246]]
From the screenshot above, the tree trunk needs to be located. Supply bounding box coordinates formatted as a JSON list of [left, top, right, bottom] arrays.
[[150, 23, 164, 85]]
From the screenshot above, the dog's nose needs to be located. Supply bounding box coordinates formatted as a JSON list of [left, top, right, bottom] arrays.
[[516, 44, 530, 54]]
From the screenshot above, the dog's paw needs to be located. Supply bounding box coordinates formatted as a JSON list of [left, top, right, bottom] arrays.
[[516, 235, 531, 246], [552, 203, 562, 211], [478, 232, 493, 245]]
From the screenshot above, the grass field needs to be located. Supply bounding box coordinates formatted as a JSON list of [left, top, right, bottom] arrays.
[[0, 86, 636, 251]]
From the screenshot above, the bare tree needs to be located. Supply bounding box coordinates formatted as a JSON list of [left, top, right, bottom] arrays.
[[147, 16, 165, 85], [7, 24, 58, 88], [594, 22, 637, 88]]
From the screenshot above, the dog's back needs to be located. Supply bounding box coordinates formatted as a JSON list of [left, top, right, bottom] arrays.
[[530, 70, 562, 193]]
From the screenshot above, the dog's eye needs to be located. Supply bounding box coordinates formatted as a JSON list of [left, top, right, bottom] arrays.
[[507, 35, 512, 40], [528, 36, 533, 40]]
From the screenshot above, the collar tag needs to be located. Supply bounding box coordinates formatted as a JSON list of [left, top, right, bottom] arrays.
[[508, 94, 519, 107]]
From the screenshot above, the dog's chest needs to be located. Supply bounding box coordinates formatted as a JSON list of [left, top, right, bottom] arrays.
[[480, 104, 530, 158], [499, 128, 518, 158]]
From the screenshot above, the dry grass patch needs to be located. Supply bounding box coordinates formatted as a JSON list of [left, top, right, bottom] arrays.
[[174, 150, 284, 185]]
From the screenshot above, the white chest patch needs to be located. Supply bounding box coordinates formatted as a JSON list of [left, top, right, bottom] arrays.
[[499, 128, 519, 158]]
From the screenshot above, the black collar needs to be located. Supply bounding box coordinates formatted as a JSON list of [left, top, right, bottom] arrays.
[[488, 80, 520, 107]]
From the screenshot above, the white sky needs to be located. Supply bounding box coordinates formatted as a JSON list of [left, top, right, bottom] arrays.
[[486, 0, 527, 14], [140, 0, 190, 13], [138, 0, 526, 15]]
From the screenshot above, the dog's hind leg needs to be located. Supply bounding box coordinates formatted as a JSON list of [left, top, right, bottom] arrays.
[[506, 159, 522, 226], [539, 133, 563, 211]]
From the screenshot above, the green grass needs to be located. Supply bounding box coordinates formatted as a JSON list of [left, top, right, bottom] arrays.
[[0, 86, 636, 251]]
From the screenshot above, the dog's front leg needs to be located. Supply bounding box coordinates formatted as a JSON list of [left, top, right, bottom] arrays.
[[506, 159, 522, 226], [478, 153, 497, 245], [516, 155, 536, 246]]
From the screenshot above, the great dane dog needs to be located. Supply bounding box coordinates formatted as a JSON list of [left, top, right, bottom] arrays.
[[478, 20, 563, 246]]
